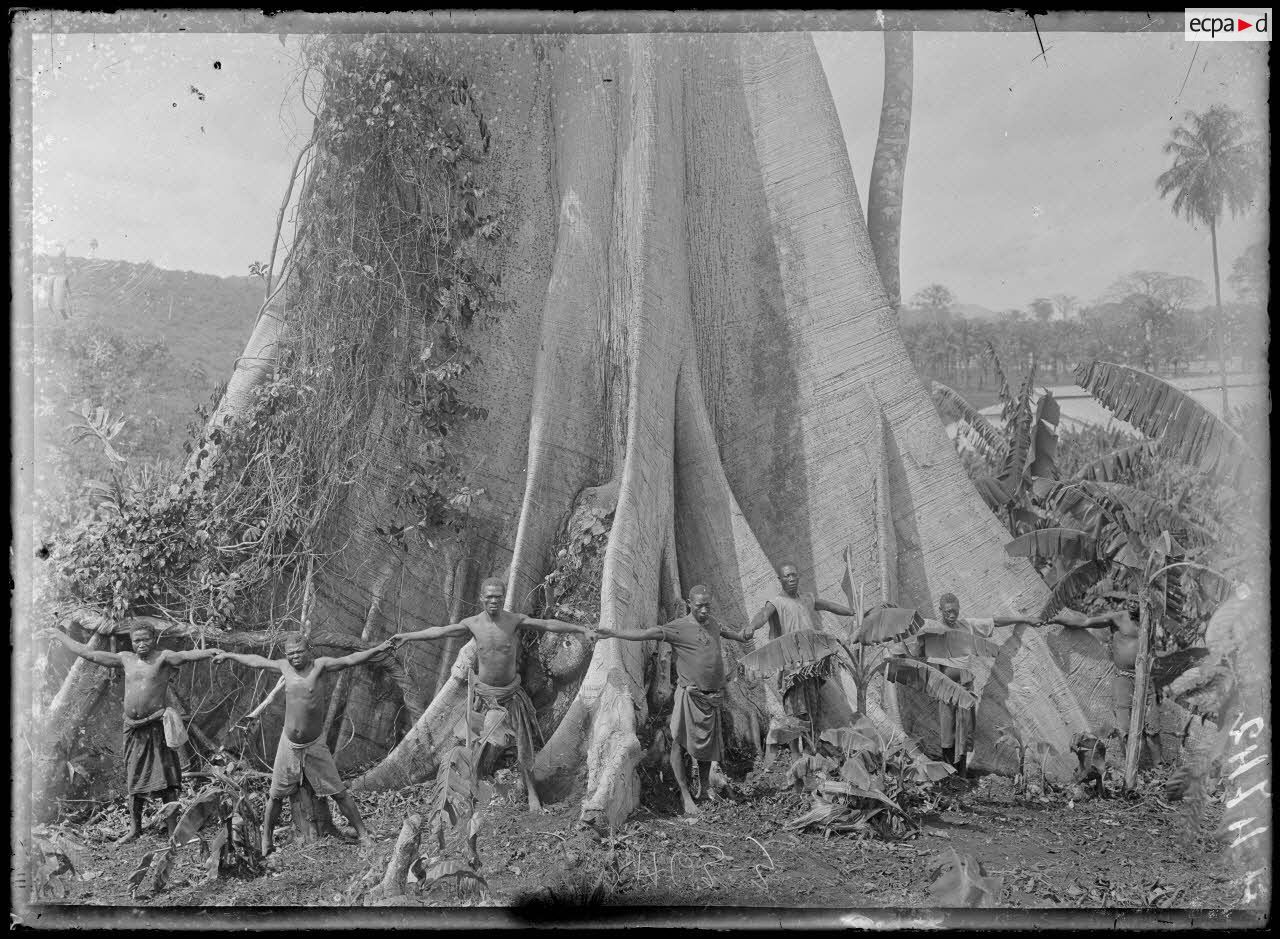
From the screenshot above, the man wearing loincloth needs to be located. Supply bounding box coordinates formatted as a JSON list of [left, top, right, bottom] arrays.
[[215, 634, 391, 854], [1049, 592, 1161, 767], [748, 562, 856, 763], [42, 622, 222, 843], [594, 585, 761, 815], [389, 577, 595, 812], [924, 593, 1038, 776]]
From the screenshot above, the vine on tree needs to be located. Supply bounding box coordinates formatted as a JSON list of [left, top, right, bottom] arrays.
[[49, 34, 506, 636]]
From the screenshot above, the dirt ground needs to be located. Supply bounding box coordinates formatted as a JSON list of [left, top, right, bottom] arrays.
[[23, 756, 1263, 921]]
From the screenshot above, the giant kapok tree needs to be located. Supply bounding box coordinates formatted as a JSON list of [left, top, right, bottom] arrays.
[[39, 32, 1126, 831]]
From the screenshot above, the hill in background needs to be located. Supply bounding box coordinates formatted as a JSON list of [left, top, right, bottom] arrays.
[[33, 254, 263, 391], [30, 255, 266, 536]]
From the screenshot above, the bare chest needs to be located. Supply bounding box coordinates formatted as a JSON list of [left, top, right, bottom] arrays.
[[284, 665, 324, 698], [469, 616, 520, 656], [122, 655, 168, 687]]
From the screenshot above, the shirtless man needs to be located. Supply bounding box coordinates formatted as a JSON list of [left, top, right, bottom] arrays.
[[594, 585, 762, 815], [388, 577, 594, 812], [926, 593, 1039, 776], [748, 562, 855, 763], [41, 623, 221, 843], [1049, 592, 1161, 767], [214, 635, 390, 854]]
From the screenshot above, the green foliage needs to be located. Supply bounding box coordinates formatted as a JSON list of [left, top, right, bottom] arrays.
[[1074, 359, 1256, 487], [21, 823, 84, 902], [995, 724, 1060, 796], [1156, 105, 1262, 230], [784, 716, 953, 839], [128, 763, 264, 899], [409, 707, 508, 900]]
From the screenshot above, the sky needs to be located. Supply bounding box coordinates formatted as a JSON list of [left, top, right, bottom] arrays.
[[27, 24, 1269, 313]]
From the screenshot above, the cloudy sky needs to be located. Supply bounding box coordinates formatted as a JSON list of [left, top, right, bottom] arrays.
[[28, 21, 1268, 312]]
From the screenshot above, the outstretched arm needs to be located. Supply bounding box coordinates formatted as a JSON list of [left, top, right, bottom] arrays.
[[161, 647, 223, 665], [1049, 608, 1116, 629], [213, 651, 283, 671], [317, 640, 393, 673], [991, 615, 1038, 628], [389, 622, 471, 649], [39, 627, 123, 668], [815, 597, 856, 618], [719, 621, 766, 644], [748, 602, 777, 638], [520, 616, 594, 638], [594, 624, 666, 642]]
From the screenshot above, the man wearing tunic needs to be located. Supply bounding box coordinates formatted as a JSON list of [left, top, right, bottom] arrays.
[[214, 634, 390, 854], [594, 585, 761, 815], [748, 562, 856, 763], [1049, 592, 1161, 767], [41, 623, 221, 843], [388, 577, 594, 812], [926, 593, 1038, 776]]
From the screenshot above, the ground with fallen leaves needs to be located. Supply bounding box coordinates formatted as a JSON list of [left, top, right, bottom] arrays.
[[27, 760, 1253, 912]]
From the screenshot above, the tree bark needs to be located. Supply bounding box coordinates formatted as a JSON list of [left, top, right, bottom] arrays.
[[867, 31, 914, 313]]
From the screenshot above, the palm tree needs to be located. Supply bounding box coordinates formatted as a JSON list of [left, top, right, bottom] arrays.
[[1156, 105, 1262, 415]]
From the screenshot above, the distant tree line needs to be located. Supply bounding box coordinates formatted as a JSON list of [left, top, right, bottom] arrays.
[[900, 243, 1266, 390]]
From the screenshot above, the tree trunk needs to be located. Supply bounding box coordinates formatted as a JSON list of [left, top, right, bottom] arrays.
[[347, 34, 1113, 820], [36, 633, 117, 803], [1124, 589, 1155, 790], [866, 31, 914, 313], [45, 34, 1124, 824], [1210, 217, 1229, 415]]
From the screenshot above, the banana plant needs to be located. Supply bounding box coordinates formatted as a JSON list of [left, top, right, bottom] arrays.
[[995, 724, 1059, 796], [741, 548, 976, 752]]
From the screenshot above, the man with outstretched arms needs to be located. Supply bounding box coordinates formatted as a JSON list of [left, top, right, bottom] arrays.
[[42, 622, 221, 843], [389, 577, 594, 812], [214, 633, 390, 854], [748, 561, 856, 761], [924, 593, 1039, 775], [594, 585, 761, 815], [1049, 592, 1161, 767]]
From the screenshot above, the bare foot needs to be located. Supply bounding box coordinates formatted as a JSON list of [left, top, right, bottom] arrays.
[[680, 797, 699, 816], [357, 834, 375, 855], [526, 796, 543, 813], [115, 830, 141, 845], [261, 841, 275, 857]]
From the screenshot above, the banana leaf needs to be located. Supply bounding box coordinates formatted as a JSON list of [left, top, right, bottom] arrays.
[[883, 658, 978, 709], [931, 381, 1007, 461], [1074, 360, 1256, 486], [1151, 647, 1211, 689], [1005, 527, 1097, 563], [819, 724, 881, 755], [1025, 390, 1060, 481], [741, 629, 843, 679], [1040, 561, 1102, 619], [1071, 441, 1158, 483], [853, 606, 925, 645], [915, 623, 1001, 660]]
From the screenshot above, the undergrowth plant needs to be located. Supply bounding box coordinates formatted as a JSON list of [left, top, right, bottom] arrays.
[[784, 716, 954, 839], [128, 759, 264, 899]]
